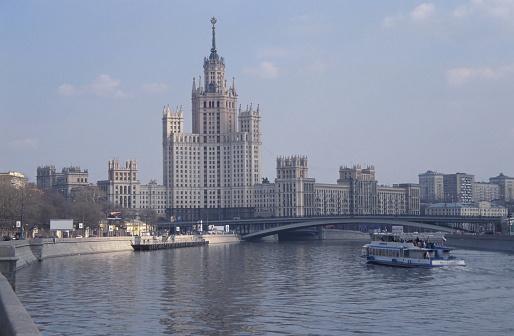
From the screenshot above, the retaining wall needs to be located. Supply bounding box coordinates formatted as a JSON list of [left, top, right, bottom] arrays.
[[0, 273, 42, 336], [446, 234, 514, 253], [203, 234, 241, 244]]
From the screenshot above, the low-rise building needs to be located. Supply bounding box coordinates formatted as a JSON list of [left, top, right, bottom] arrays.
[[425, 201, 507, 217], [0, 171, 27, 187]]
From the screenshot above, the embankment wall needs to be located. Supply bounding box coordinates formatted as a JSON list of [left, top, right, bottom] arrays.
[[0, 273, 42, 336], [446, 234, 514, 253]]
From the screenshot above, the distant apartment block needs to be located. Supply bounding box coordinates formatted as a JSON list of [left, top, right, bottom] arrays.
[[474, 182, 500, 202], [443, 172, 475, 203], [418, 170, 444, 203], [254, 161, 420, 217], [97, 159, 167, 217], [490, 173, 514, 203], [275, 156, 315, 217], [36, 165, 89, 198]]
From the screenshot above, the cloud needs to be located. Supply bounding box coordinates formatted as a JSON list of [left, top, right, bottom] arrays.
[[383, 3, 434, 28], [243, 61, 279, 79], [453, 0, 514, 20], [57, 84, 83, 96], [140, 83, 168, 95], [90, 74, 126, 98], [410, 3, 435, 22], [382, 14, 404, 28], [57, 74, 127, 98], [8, 138, 39, 150], [298, 60, 327, 76], [446, 64, 514, 85]]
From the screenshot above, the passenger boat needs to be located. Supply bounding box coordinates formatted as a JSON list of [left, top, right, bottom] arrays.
[[131, 234, 208, 251], [360, 231, 465, 267]]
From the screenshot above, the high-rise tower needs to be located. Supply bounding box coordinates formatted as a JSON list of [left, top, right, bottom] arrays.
[[163, 17, 262, 221]]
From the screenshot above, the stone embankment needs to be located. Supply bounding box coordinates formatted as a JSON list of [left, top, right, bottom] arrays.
[[446, 234, 514, 253]]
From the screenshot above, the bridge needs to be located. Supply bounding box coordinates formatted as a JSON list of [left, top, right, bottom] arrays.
[[157, 215, 506, 241]]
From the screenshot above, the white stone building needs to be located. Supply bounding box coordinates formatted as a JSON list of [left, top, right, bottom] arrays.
[[254, 161, 420, 217], [162, 17, 262, 221], [425, 201, 507, 217], [97, 159, 167, 217]]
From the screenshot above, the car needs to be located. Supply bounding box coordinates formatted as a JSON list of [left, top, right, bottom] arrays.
[[75, 235, 83, 238], [233, 217, 241, 220]]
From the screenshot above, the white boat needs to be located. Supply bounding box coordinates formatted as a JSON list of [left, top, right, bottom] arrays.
[[361, 232, 466, 267]]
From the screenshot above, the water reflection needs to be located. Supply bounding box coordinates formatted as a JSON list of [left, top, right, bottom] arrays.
[[15, 241, 514, 335]]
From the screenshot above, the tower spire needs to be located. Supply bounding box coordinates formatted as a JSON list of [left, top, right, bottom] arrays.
[[209, 17, 219, 60]]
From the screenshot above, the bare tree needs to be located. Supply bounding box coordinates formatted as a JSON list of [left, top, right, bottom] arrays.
[[70, 186, 107, 234]]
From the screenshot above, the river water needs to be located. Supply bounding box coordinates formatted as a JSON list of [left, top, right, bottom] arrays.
[[15, 241, 514, 335]]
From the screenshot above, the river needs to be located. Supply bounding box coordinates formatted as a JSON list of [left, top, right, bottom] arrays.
[[15, 240, 514, 335]]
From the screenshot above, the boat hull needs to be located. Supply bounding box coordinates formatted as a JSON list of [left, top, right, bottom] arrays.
[[131, 240, 208, 251], [362, 255, 466, 268]]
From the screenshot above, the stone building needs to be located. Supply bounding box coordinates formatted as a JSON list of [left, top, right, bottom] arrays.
[[318, 165, 419, 216], [489, 173, 514, 203], [418, 170, 444, 203], [0, 171, 27, 188], [275, 156, 315, 217], [162, 17, 261, 221], [36, 165, 89, 198], [425, 201, 507, 217], [474, 182, 500, 202], [97, 159, 167, 217], [255, 161, 420, 217]]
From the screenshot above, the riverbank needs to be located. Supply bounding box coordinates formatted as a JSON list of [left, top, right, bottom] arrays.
[[446, 234, 514, 253]]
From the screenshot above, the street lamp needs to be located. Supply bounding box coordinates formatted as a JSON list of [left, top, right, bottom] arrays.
[[11, 181, 25, 239]]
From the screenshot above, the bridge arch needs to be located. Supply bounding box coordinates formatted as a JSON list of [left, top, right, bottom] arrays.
[[241, 218, 457, 241]]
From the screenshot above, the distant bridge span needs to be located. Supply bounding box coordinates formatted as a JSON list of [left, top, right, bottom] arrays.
[[241, 217, 458, 241]]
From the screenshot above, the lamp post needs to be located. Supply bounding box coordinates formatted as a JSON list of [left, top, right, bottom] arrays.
[[19, 186, 24, 239], [11, 181, 25, 239]]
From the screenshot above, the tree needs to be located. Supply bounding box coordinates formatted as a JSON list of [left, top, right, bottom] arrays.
[[0, 181, 19, 234], [70, 186, 107, 233]]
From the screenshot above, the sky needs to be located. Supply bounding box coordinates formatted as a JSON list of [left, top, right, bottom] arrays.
[[2, 0, 514, 186]]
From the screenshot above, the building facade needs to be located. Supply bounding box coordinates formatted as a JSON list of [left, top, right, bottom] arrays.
[[418, 170, 444, 203], [97, 159, 168, 217], [255, 161, 421, 217], [36, 165, 89, 198], [0, 171, 27, 188], [425, 201, 507, 217], [474, 182, 500, 202], [490, 173, 514, 203], [162, 17, 262, 221], [443, 172, 475, 203], [275, 156, 315, 217]]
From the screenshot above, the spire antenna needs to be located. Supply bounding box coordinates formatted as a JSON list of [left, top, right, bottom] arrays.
[[209, 17, 219, 60]]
